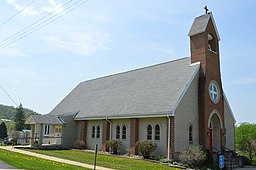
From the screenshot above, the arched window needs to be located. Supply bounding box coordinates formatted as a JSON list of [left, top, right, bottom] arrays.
[[122, 125, 126, 139], [147, 125, 152, 140], [189, 124, 193, 143], [155, 124, 160, 141], [116, 125, 120, 139], [96, 126, 100, 138], [92, 126, 95, 138]]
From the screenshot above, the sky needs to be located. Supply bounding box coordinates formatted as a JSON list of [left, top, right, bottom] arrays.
[[0, 0, 255, 124]]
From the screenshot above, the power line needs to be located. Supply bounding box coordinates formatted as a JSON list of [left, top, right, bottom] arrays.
[[0, 84, 18, 107], [0, 0, 37, 28], [0, 0, 72, 46], [0, 0, 89, 49], [0, 0, 75, 46]]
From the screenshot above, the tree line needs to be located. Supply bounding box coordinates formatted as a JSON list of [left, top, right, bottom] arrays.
[[0, 104, 38, 140], [0, 103, 38, 121], [236, 122, 256, 163]]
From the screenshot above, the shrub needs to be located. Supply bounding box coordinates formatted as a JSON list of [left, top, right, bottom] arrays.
[[136, 140, 157, 159], [178, 145, 207, 167], [74, 140, 86, 150], [107, 140, 121, 154], [159, 157, 172, 163]]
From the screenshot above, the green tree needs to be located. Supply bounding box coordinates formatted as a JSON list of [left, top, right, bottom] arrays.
[[14, 103, 25, 131], [0, 122, 8, 139], [236, 123, 256, 162]]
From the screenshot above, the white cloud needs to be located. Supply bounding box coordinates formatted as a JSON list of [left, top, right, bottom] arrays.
[[0, 67, 37, 85], [46, 30, 112, 56], [7, 0, 38, 16], [134, 41, 176, 58], [148, 42, 175, 56], [41, 0, 64, 14], [6, 0, 64, 16], [0, 46, 28, 58], [234, 77, 256, 85]]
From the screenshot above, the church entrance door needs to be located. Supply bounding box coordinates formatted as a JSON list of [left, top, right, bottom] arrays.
[[208, 112, 222, 152]]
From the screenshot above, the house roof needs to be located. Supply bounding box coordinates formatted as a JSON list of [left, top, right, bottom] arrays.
[[50, 57, 200, 120], [25, 114, 64, 125], [188, 12, 220, 41]]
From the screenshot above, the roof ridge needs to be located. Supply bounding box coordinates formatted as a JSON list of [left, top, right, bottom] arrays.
[[81, 57, 190, 84], [194, 12, 211, 19]]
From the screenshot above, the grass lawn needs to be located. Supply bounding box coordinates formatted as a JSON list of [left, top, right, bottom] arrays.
[[0, 149, 89, 170], [26, 149, 178, 170]]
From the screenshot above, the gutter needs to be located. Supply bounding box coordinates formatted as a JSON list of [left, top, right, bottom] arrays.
[[74, 112, 171, 121], [167, 112, 171, 160]]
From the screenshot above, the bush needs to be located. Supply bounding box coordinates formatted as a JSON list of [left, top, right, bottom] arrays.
[[159, 157, 172, 163], [136, 140, 157, 159], [107, 140, 121, 154], [74, 140, 86, 150], [178, 145, 207, 168]]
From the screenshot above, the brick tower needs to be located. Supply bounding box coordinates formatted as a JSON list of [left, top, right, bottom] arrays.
[[189, 12, 225, 151]]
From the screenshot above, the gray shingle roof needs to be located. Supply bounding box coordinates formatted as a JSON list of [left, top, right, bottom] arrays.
[[50, 57, 200, 119], [188, 12, 220, 40], [26, 115, 64, 125]]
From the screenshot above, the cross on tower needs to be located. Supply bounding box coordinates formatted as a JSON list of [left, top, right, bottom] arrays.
[[204, 6, 209, 14]]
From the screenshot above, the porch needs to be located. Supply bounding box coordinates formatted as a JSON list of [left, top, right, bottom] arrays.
[[25, 114, 64, 148]]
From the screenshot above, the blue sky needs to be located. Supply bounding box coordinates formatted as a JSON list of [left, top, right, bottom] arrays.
[[0, 0, 255, 124]]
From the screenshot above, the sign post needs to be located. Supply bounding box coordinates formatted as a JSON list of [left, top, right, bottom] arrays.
[[219, 155, 225, 169], [94, 144, 98, 170]]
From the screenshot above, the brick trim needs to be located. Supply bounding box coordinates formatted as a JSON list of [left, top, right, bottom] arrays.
[[80, 121, 87, 143], [101, 120, 110, 151], [130, 118, 139, 155]]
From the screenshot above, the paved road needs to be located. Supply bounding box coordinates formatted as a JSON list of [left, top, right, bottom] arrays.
[[0, 160, 16, 169]]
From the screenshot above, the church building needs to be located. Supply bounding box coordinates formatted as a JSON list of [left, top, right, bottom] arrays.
[[26, 12, 235, 159]]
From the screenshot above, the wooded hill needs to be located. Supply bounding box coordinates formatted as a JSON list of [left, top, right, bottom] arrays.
[[0, 104, 39, 121]]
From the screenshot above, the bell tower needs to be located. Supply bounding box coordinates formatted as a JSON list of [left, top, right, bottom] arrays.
[[189, 12, 225, 151]]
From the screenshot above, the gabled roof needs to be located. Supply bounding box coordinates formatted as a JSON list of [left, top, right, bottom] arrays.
[[50, 57, 200, 120], [223, 93, 236, 123], [25, 114, 64, 125], [188, 12, 220, 41]]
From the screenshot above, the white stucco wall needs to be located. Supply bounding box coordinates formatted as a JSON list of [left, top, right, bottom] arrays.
[[139, 117, 167, 157], [111, 119, 130, 154], [224, 98, 235, 150], [33, 124, 62, 145], [86, 120, 103, 150], [174, 72, 199, 153]]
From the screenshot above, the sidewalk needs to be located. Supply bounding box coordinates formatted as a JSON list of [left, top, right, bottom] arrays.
[[0, 146, 113, 170]]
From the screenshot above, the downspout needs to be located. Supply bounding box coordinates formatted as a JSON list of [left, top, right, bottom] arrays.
[[106, 118, 112, 140], [167, 113, 171, 160]]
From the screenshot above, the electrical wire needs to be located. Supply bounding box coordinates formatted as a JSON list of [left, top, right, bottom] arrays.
[[0, 0, 37, 28], [0, 0, 74, 46], [0, 84, 18, 107], [0, 0, 89, 49]]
